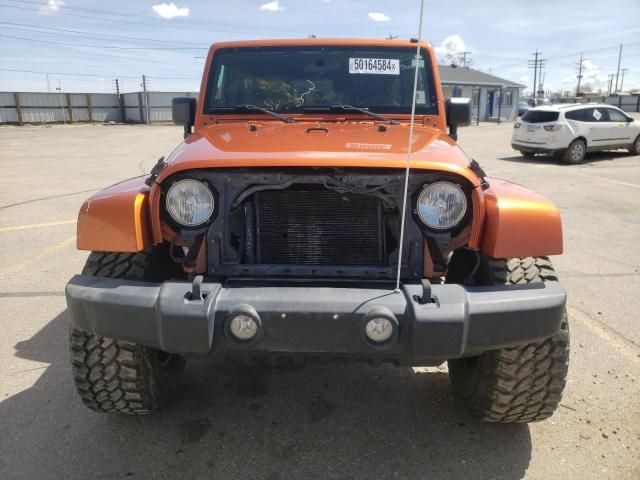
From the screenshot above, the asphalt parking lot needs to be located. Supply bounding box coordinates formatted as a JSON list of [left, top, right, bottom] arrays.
[[1, 119, 639, 480]]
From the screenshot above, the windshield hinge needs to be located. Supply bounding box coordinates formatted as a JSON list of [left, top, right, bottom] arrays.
[[145, 157, 167, 186], [468, 159, 490, 190]]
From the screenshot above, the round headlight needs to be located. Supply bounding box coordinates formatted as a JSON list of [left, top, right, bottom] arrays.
[[166, 179, 214, 227], [416, 182, 467, 230]]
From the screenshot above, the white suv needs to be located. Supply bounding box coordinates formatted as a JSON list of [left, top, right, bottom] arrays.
[[511, 104, 640, 164]]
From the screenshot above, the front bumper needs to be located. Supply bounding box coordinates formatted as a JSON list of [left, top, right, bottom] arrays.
[[65, 276, 566, 364]]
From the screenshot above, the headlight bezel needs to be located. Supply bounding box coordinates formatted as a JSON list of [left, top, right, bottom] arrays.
[[413, 180, 470, 233], [163, 177, 218, 229]]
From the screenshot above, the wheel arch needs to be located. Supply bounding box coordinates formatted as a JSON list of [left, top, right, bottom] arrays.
[[77, 176, 153, 252], [479, 177, 563, 258]]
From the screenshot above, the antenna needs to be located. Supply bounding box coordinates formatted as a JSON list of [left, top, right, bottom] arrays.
[[395, 0, 425, 292]]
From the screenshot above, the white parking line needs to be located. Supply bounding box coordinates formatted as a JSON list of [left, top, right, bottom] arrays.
[[0, 220, 76, 233], [0, 236, 76, 278], [570, 171, 640, 189], [568, 306, 640, 362]]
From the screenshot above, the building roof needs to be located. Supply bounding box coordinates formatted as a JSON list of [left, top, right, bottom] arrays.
[[439, 65, 525, 88]]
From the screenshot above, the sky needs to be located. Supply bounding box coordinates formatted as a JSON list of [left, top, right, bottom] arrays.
[[1, 0, 639, 95]]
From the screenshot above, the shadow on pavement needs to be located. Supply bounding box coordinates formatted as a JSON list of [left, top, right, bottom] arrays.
[[499, 149, 631, 166], [1, 310, 532, 480]]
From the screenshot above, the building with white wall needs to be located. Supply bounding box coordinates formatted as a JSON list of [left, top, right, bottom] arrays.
[[439, 65, 525, 122]]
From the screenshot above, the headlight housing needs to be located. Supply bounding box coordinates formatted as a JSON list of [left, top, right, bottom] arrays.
[[416, 181, 467, 230], [165, 179, 215, 227]]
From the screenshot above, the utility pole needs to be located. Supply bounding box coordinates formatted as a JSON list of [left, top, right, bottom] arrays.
[[620, 68, 629, 93], [461, 51, 472, 67], [614, 44, 622, 93], [576, 52, 583, 96], [46, 73, 51, 93], [608, 74, 614, 96], [141, 74, 150, 125], [114, 78, 125, 123], [56, 80, 65, 125], [528, 50, 546, 99]]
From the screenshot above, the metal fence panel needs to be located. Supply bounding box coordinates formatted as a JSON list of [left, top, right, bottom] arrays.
[[0, 90, 205, 124], [123, 92, 141, 122], [90, 93, 119, 108], [69, 94, 88, 107], [0, 108, 18, 123], [71, 108, 90, 122], [19, 92, 67, 108], [22, 107, 67, 123], [91, 108, 121, 122], [0, 92, 16, 107]]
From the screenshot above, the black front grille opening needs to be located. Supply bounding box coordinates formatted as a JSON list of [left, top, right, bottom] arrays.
[[251, 186, 390, 266]]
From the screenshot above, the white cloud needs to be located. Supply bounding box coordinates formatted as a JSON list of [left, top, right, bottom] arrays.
[[39, 0, 64, 15], [368, 12, 390, 22], [434, 35, 466, 58], [260, 1, 284, 11], [518, 75, 529, 84], [151, 3, 190, 20]]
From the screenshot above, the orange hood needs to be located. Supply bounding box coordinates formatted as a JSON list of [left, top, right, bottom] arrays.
[[156, 122, 481, 187]]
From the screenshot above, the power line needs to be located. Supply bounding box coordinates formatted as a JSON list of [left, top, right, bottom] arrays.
[[0, 33, 207, 50], [0, 67, 199, 80], [0, 2, 302, 37], [0, 21, 204, 46]]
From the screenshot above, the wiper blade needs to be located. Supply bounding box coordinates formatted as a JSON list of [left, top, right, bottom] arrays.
[[304, 105, 400, 125], [233, 104, 297, 123]]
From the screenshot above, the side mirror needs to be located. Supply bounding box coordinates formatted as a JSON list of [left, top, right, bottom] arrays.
[[445, 97, 472, 141], [172, 97, 197, 138]]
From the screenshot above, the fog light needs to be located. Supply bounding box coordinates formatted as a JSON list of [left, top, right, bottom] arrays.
[[229, 314, 259, 340], [365, 317, 394, 343]]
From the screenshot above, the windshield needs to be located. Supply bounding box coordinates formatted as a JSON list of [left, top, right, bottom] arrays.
[[204, 46, 438, 116]]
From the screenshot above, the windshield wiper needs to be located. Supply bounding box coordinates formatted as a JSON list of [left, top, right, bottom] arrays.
[[304, 105, 400, 125], [232, 104, 297, 123]]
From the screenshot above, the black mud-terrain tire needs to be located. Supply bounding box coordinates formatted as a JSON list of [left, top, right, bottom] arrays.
[[448, 256, 569, 423], [629, 134, 640, 155], [563, 138, 586, 164], [70, 251, 185, 414]]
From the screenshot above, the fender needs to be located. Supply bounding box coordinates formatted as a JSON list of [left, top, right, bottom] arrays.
[[77, 176, 152, 252], [481, 177, 563, 259]]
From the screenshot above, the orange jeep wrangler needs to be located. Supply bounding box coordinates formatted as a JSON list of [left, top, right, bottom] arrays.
[[66, 39, 568, 422]]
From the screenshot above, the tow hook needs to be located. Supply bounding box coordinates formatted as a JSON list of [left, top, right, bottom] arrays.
[[187, 275, 205, 302], [414, 279, 434, 304]]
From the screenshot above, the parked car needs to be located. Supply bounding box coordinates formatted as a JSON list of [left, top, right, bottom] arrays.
[[512, 104, 640, 163], [66, 38, 569, 423], [517, 101, 530, 117]]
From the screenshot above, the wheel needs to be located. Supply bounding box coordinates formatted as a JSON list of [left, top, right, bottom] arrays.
[[562, 138, 586, 164], [70, 251, 185, 414], [629, 134, 640, 155], [519, 150, 535, 158], [448, 256, 570, 423]]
